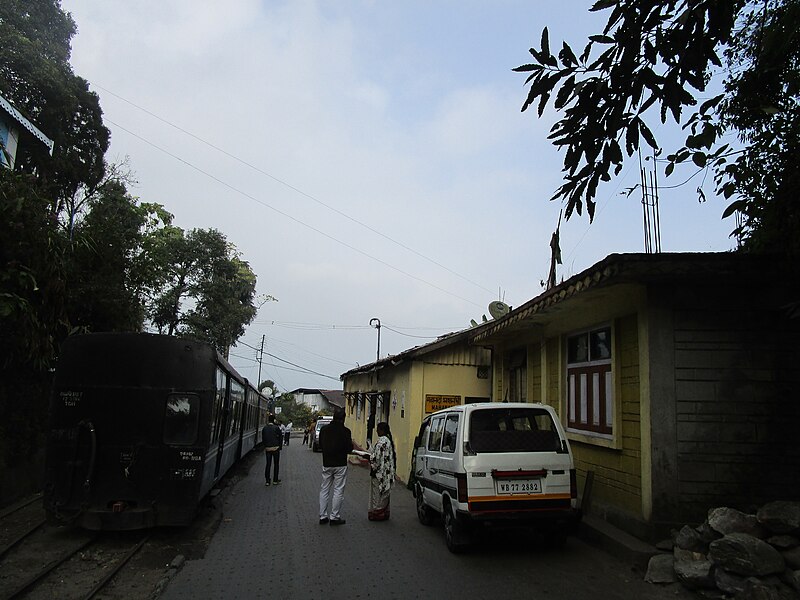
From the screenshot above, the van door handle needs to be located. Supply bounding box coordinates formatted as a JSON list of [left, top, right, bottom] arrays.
[[429, 468, 438, 475]]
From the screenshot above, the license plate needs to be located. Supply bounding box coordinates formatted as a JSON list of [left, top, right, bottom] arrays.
[[496, 479, 542, 495]]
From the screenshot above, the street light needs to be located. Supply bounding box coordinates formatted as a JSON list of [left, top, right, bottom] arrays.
[[370, 318, 381, 364]]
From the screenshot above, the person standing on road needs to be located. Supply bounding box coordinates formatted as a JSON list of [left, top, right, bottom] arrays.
[[285, 421, 293, 445], [318, 408, 353, 525], [368, 421, 396, 521], [261, 414, 283, 486]]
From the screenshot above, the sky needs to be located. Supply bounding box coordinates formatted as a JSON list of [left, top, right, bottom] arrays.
[[60, 0, 736, 393]]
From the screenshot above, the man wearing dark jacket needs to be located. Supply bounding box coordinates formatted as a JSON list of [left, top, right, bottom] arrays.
[[318, 408, 353, 525], [261, 414, 283, 486]]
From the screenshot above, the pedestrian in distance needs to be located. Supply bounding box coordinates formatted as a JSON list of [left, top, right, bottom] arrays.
[[368, 421, 396, 521], [302, 422, 311, 445], [261, 414, 282, 486], [318, 408, 353, 525], [285, 421, 293, 445]]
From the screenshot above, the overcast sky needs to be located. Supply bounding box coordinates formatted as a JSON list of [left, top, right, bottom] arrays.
[[60, 0, 735, 393]]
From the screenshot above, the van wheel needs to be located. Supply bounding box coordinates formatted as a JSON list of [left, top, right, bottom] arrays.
[[415, 485, 435, 526], [443, 506, 469, 553]]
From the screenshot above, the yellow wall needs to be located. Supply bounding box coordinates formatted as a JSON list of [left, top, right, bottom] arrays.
[[342, 342, 491, 484], [489, 286, 649, 524]]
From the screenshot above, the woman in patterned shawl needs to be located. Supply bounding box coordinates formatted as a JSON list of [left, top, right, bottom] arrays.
[[368, 422, 396, 521]]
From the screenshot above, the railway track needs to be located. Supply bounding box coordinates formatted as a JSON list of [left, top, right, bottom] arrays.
[[0, 496, 150, 600]]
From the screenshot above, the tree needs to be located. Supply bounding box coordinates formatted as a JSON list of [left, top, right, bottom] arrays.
[[0, 0, 110, 220], [66, 181, 163, 332], [145, 226, 258, 354], [515, 0, 799, 257], [0, 170, 68, 371]]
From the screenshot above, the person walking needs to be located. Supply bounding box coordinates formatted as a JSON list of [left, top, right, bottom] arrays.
[[368, 421, 396, 521], [302, 422, 311, 445], [318, 408, 353, 525], [261, 414, 282, 486], [284, 421, 293, 445]]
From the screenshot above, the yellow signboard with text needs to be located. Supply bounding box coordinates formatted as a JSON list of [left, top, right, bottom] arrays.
[[425, 394, 461, 414]]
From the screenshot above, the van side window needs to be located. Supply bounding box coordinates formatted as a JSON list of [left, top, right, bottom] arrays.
[[428, 416, 444, 451], [440, 414, 459, 453], [416, 420, 431, 449]]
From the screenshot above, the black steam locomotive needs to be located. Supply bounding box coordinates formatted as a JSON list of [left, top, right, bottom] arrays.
[[43, 332, 269, 530]]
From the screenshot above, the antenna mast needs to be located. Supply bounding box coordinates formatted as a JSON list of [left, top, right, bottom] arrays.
[[639, 148, 662, 254]]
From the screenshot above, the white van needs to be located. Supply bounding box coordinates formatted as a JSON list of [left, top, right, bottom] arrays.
[[311, 416, 333, 452], [412, 402, 581, 552]]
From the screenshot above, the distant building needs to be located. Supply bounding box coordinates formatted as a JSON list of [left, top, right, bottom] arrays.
[[0, 93, 54, 169], [290, 388, 344, 413]]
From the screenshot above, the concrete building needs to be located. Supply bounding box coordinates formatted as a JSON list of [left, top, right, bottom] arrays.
[[290, 388, 344, 414]]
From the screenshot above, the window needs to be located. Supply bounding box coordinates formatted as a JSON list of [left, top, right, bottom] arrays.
[[211, 368, 227, 443], [468, 407, 561, 453], [440, 415, 460, 453], [416, 420, 431, 449], [428, 416, 445, 451], [164, 393, 200, 445], [507, 348, 527, 402], [228, 380, 245, 437], [567, 326, 613, 436]]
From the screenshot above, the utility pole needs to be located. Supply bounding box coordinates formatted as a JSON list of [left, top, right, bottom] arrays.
[[370, 318, 381, 364], [257, 334, 265, 387]]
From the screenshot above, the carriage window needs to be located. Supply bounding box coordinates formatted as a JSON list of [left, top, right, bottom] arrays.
[[164, 394, 200, 445], [211, 368, 227, 443]]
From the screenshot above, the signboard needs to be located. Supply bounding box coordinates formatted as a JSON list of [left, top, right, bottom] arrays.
[[274, 407, 282, 414], [425, 394, 461, 414]]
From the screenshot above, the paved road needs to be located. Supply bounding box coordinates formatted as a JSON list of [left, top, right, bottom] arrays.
[[160, 436, 692, 600]]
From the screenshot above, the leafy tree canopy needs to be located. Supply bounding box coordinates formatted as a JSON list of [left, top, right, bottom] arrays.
[[515, 0, 799, 257], [145, 226, 258, 354], [0, 0, 110, 217]]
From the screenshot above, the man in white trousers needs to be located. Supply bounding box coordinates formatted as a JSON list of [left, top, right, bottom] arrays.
[[318, 408, 353, 525]]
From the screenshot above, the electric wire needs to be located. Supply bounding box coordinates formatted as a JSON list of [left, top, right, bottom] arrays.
[[105, 118, 485, 310], [97, 84, 500, 299]]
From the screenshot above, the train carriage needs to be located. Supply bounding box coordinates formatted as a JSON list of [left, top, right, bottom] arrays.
[[43, 332, 267, 530]]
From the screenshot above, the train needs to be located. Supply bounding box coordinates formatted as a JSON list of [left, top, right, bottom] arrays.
[[42, 332, 270, 530]]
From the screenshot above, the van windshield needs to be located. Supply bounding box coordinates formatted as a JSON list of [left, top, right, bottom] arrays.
[[468, 407, 561, 453]]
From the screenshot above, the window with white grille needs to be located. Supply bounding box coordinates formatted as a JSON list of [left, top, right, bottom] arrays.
[[566, 326, 613, 436]]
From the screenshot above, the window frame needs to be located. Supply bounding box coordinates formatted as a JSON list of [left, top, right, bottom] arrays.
[[163, 392, 200, 446], [565, 325, 614, 438]]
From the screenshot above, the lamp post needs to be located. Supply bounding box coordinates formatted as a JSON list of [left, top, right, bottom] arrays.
[[370, 318, 381, 364]]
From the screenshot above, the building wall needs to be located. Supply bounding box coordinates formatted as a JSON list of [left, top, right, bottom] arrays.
[[342, 343, 491, 484], [662, 283, 800, 524], [490, 287, 651, 537]]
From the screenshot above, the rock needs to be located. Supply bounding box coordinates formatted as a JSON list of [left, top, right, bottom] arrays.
[[674, 546, 707, 562], [655, 537, 674, 551], [709, 532, 786, 577], [768, 535, 799, 550], [676, 524, 711, 552], [697, 520, 724, 544], [645, 553, 676, 584], [169, 554, 186, 569], [787, 569, 800, 593], [758, 501, 800, 535], [708, 506, 766, 538], [674, 556, 716, 590], [715, 568, 748, 595], [782, 546, 800, 570], [735, 576, 797, 600]]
